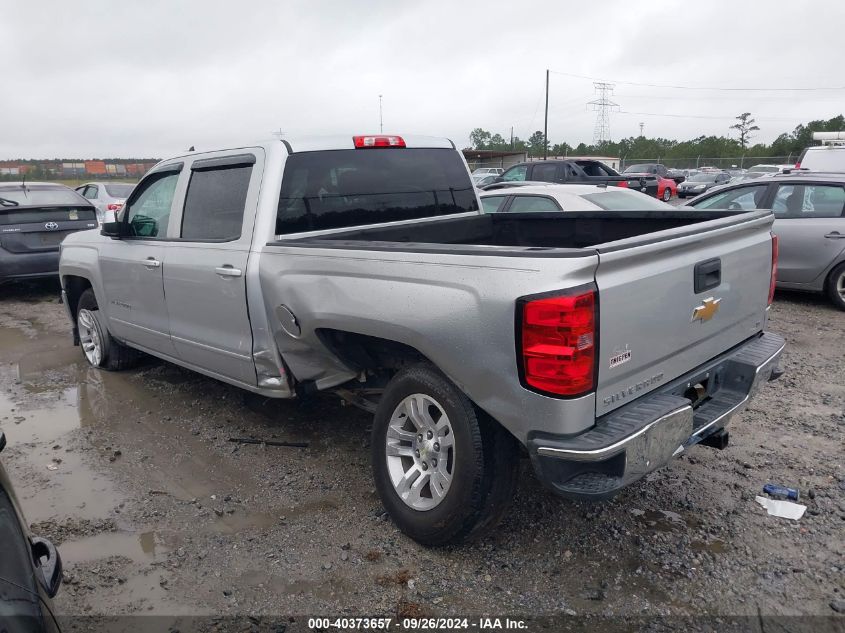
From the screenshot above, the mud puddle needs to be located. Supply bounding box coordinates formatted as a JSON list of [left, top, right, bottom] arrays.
[[59, 530, 164, 564]]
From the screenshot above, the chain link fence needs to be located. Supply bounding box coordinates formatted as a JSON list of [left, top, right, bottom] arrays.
[[619, 156, 796, 170]]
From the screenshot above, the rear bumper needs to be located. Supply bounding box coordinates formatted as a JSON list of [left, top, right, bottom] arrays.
[[0, 248, 60, 283], [528, 331, 785, 500]]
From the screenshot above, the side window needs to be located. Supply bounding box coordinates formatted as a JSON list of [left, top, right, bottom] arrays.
[[691, 185, 767, 210], [480, 196, 508, 214], [181, 165, 252, 241], [508, 196, 560, 213], [773, 184, 845, 218], [563, 164, 581, 180], [501, 165, 527, 182], [125, 172, 179, 238], [83, 186, 98, 200], [532, 163, 558, 183]]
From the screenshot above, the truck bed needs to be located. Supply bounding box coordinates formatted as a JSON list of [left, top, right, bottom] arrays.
[[277, 210, 743, 252]]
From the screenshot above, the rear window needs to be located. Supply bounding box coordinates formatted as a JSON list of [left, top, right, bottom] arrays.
[[276, 148, 477, 234], [0, 207, 96, 225], [580, 190, 672, 210], [0, 186, 85, 207], [104, 184, 134, 198]]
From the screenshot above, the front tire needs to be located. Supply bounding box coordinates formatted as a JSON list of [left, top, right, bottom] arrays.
[[371, 363, 519, 546], [76, 288, 140, 370], [826, 262, 845, 311], [662, 187, 672, 201]]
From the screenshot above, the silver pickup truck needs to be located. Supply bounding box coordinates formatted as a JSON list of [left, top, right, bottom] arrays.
[[59, 135, 784, 545]]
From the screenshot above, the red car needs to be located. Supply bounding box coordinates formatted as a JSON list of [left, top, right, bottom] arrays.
[[656, 176, 677, 201]]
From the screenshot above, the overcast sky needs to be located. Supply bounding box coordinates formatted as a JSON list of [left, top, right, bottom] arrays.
[[2, 0, 844, 158]]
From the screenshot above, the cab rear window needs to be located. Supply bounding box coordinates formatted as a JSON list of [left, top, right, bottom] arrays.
[[276, 148, 477, 234]]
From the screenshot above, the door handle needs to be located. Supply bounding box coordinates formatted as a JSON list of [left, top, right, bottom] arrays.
[[215, 265, 243, 278], [143, 257, 161, 269], [824, 232, 845, 239]]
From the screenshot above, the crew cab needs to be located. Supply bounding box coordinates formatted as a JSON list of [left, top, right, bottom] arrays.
[[59, 135, 784, 545], [489, 159, 660, 197]]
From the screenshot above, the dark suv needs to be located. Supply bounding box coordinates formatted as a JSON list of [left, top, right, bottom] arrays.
[[0, 183, 98, 284], [485, 159, 659, 197]]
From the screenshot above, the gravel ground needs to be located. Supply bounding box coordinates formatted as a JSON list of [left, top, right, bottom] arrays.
[[0, 279, 843, 630]]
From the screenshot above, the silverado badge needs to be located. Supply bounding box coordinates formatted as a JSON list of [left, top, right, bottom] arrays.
[[692, 297, 721, 322]]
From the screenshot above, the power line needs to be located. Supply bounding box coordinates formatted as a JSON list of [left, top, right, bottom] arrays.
[[549, 69, 845, 92], [618, 109, 803, 122]]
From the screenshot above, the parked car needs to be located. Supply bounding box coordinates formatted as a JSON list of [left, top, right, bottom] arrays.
[[471, 173, 498, 188], [745, 164, 781, 174], [0, 183, 98, 284], [479, 184, 674, 213], [494, 159, 659, 196], [796, 132, 845, 172], [59, 134, 784, 545], [471, 167, 504, 176], [0, 430, 63, 632], [684, 172, 845, 309], [622, 165, 678, 200], [75, 182, 135, 224], [676, 172, 731, 198], [656, 176, 677, 201]]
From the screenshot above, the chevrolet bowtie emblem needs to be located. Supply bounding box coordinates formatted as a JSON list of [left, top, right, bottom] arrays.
[[692, 297, 721, 322]]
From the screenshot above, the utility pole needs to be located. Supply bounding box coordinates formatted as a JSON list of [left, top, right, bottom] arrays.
[[543, 69, 549, 159], [587, 82, 619, 145], [379, 95, 383, 133], [510, 126, 514, 150], [639, 122, 644, 137]]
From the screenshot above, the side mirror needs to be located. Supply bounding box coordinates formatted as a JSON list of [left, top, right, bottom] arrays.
[[101, 221, 124, 238], [31, 537, 63, 598]]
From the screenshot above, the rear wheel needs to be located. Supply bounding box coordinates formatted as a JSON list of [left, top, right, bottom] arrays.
[[662, 187, 672, 201], [76, 289, 140, 370], [371, 363, 519, 546], [826, 262, 845, 311]]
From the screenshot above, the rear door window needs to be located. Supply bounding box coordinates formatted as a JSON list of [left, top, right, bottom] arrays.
[[480, 196, 508, 213], [772, 184, 845, 218], [531, 163, 559, 183], [507, 195, 560, 212], [276, 148, 477, 234], [181, 164, 252, 241]]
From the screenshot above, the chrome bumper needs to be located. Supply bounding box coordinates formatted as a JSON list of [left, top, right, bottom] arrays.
[[528, 332, 785, 500]]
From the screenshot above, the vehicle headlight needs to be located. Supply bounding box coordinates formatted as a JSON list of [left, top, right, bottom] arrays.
[[694, 184, 706, 189]]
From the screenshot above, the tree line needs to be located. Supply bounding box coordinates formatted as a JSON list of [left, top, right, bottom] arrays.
[[467, 114, 845, 161]]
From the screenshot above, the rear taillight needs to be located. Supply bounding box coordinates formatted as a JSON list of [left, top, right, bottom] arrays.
[[794, 162, 801, 169], [519, 289, 596, 397], [768, 233, 779, 306], [353, 135, 405, 148], [615, 180, 629, 188], [107, 203, 123, 211]]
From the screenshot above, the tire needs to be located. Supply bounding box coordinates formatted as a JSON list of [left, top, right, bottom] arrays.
[[678, 193, 686, 199], [826, 262, 845, 311], [371, 363, 519, 546], [76, 288, 140, 370], [662, 187, 672, 201]]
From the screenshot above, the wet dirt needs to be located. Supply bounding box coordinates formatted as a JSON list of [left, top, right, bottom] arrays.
[[0, 280, 843, 622]]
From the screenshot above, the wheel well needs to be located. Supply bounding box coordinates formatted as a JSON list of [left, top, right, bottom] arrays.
[[316, 329, 427, 374], [63, 275, 93, 324], [825, 260, 845, 289]]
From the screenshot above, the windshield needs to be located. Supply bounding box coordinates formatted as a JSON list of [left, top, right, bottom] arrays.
[[104, 184, 134, 198], [688, 173, 717, 183], [580, 190, 673, 210], [0, 185, 85, 206], [623, 164, 656, 174], [276, 148, 477, 234]]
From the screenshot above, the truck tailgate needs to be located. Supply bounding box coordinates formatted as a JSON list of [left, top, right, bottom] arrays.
[[594, 212, 774, 415]]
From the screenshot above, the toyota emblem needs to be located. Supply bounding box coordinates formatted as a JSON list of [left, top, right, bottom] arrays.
[[44, 222, 59, 230]]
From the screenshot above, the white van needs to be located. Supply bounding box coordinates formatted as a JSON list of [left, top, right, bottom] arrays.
[[797, 132, 845, 172]]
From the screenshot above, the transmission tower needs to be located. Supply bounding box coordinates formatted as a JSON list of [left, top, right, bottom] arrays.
[[587, 82, 619, 145]]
